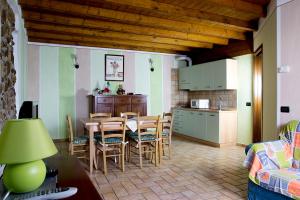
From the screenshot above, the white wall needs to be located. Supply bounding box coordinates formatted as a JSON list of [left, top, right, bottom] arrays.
[[278, 0, 300, 126]]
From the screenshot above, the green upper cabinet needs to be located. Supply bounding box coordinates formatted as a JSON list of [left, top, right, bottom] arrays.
[[178, 59, 237, 91], [179, 67, 192, 90], [213, 59, 238, 90]]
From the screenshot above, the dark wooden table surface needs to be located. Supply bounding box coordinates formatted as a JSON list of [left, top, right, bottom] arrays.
[[44, 155, 102, 200]]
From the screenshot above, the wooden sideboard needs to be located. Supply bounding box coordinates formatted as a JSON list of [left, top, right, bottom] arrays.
[[89, 95, 147, 117]]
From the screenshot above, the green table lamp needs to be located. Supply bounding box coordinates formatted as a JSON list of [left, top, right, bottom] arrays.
[[0, 119, 58, 193]]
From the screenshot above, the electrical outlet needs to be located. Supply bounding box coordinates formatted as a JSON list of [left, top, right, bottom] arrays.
[[280, 106, 290, 113]]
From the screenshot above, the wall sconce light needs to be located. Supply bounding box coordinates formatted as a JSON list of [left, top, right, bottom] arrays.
[[71, 54, 79, 69], [149, 58, 154, 72]]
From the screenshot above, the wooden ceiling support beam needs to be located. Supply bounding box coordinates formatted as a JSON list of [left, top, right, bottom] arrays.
[[22, 11, 229, 45], [25, 22, 213, 48], [27, 30, 192, 51], [188, 34, 253, 64], [19, 0, 246, 40], [29, 37, 180, 54], [102, 0, 256, 31]]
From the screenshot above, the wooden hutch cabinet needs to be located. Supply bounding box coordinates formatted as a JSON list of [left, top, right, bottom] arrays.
[[89, 95, 147, 117]]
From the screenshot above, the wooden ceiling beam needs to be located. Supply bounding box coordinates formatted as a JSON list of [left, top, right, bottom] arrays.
[[22, 11, 229, 45], [19, 0, 246, 40], [27, 30, 192, 52], [25, 22, 213, 48], [101, 0, 256, 31], [29, 37, 180, 54]]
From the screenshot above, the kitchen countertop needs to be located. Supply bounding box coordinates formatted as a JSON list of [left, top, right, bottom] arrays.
[[174, 106, 237, 113]]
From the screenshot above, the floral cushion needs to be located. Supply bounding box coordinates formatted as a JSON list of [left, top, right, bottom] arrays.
[[128, 132, 156, 141], [256, 168, 300, 199]]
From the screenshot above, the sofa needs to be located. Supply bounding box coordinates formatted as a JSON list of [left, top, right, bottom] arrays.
[[244, 121, 300, 200]]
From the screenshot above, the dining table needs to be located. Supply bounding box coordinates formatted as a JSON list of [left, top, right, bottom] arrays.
[[80, 117, 167, 173]]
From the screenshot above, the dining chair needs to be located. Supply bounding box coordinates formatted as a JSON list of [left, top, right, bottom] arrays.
[[128, 115, 160, 168], [120, 112, 139, 119], [162, 112, 174, 159], [90, 112, 112, 119], [120, 112, 140, 161], [66, 115, 89, 159], [95, 117, 127, 175]]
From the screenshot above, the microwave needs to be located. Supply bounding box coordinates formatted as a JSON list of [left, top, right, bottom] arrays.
[[191, 99, 210, 109]]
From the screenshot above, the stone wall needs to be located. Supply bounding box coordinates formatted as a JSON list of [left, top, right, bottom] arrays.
[[0, 0, 16, 130]]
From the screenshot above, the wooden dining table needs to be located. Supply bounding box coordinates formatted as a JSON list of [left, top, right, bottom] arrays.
[[80, 118, 167, 173]]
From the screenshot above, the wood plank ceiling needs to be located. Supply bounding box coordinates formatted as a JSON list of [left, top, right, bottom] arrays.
[[19, 0, 270, 54]]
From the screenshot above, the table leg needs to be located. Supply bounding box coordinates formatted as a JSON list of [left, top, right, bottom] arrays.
[[89, 126, 94, 173]]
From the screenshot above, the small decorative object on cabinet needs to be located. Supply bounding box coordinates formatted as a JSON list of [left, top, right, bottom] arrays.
[[116, 84, 125, 95], [89, 95, 147, 117]]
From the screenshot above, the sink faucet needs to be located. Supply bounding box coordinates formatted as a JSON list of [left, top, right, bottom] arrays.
[[217, 96, 223, 110]]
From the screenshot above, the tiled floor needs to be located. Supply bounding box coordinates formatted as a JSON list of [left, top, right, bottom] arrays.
[[56, 136, 248, 200]]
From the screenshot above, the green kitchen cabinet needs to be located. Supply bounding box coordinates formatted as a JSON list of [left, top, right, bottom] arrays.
[[194, 112, 207, 139], [178, 59, 237, 91], [179, 67, 192, 90], [213, 59, 238, 90], [206, 113, 219, 143]]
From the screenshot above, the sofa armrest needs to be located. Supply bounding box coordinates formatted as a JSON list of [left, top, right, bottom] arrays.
[[244, 140, 293, 184]]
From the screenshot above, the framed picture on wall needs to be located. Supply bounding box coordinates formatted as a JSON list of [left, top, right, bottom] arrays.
[[105, 54, 124, 81]]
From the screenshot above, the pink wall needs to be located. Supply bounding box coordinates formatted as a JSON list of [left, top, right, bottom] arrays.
[[279, 0, 300, 125]]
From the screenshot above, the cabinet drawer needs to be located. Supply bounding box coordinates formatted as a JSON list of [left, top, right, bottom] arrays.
[[132, 97, 147, 104], [114, 97, 131, 104], [97, 97, 113, 104]]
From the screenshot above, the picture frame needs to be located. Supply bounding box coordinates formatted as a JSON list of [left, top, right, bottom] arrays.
[[105, 54, 124, 81]]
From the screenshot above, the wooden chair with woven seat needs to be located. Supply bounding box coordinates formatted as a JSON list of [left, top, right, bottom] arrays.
[[66, 115, 89, 160], [162, 112, 174, 159], [128, 115, 160, 168], [120, 112, 139, 161], [96, 117, 127, 175]]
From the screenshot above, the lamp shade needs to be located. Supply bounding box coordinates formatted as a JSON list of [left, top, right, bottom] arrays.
[[0, 119, 58, 164]]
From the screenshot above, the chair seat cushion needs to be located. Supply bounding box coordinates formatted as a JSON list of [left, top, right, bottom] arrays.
[[97, 136, 122, 144], [128, 132, 156, 141], [73, 135, 89, 144], [256, 168, 300, 198], [162, 130, 169, 137]]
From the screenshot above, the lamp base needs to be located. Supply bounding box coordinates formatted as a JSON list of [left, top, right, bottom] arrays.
[[3, 160, 46, 193]]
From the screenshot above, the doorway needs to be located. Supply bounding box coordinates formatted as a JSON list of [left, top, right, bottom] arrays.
[[253, 46, 263, 143]]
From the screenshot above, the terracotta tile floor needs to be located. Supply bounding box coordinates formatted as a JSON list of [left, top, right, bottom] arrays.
[[56, 136, 248, 200]]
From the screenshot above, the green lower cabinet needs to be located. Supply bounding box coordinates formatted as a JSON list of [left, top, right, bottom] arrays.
[[206, 113, 219, 143], [194, 112, 207, 140]]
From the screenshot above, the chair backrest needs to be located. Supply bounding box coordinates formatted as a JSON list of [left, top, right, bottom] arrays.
[[90, 112, 112, 119], [99, 117, 127, 144], [137, 115, 160, 140], [66, 115, 74, 143], [120, 112, 139, 119], [162, 112, 173, 136]]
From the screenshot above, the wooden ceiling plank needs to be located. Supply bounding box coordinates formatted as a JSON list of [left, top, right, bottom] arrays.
[[102, 0, 255, 31], [22, 10, 229, 45], [27, 30, 194, 51], [206, 0, 264, 16], [19, 0, 246, 39], [156, 0, 264, 20], [25, 21, 213, 48], [29, 37, 180, 54]]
